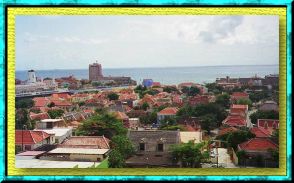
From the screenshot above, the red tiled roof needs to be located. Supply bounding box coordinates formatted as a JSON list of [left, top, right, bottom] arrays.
[[238, 138, 278, 151], [29, 112, 50, 121], [257, 119, 279, 129], [223, 115, 247, 127], [50, 100, 72, 107], [185, 124, 196, 132], [218, 127, 238, 136], [15, 130, 50, 145], [119, 93, 137, 101], [51, 93, 71, 99], [230, 108, 246, 115], [231, 92, 249, 97], [231, 104, 248, 110], [33, 97, 49, 107], [152, 82, 161, 87], [250, 127, 271, 138], [158, 107, 179, 115], [83, 109, 94, 114], [59, 136, 110, 149]]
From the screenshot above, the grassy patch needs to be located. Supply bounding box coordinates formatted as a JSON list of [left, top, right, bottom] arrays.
[[96, 158, 109, 168]]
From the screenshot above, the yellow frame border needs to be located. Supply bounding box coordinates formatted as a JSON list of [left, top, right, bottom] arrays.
[[7, 7, 287, 176]]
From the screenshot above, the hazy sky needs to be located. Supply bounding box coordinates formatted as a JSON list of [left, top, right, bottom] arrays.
[[16, 15, 279, 70]]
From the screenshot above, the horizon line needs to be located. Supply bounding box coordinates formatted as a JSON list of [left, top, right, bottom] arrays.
[[16, 64, 279, 71]]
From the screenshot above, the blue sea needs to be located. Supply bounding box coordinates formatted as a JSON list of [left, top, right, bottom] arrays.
[[16, 65, 279, 85]]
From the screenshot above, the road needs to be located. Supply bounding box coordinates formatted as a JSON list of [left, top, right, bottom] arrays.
[[209, 148, 237, 168]]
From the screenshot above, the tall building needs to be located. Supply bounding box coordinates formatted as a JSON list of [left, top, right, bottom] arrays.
[[27, 70, 37, 83], [89, 62, 103, 81]]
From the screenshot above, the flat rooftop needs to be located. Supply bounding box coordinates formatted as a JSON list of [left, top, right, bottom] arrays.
[[16, 151, 46, 156], [15, 159, 100, 168], [40, 119, 64, 123], [48, 148, 109, 155], [35, 128, 72, 137]]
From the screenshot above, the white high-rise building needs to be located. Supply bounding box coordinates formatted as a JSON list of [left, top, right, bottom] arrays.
[[27, 70, 37, 83]]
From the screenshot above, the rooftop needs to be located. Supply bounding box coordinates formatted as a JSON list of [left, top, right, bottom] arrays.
[[48, 148, 109, 155], [15, 130, 50, 145], [238, 138, 278, 151], [40, 119, 64, 123], [158, 107, 179, 115], [36, 128, 72, 137], [59, 136, 110, 149]]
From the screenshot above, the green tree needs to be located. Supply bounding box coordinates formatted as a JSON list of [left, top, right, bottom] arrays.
[[160, 116, 177, 128], [160, 125, 186, 131], [176, 104, 194, 118], [107, 93, 119, 101], [181, 86, 200, 96], [268, 148, 279, 162], [205, 83, 224, 94], [215, 93, 231, 108], [226, 130, 256, 150], [249, 110, 279, 124], [76, 113, 127, 139], [78, 101, 86, 107], [170, 141, 207, 168], [141, 102, 149, 111], [47, 102, 55, 108], [108, 149, 125, 168], [15, 108, 29, 130], [163, 86, 178, 93], [16, 98, 34, 109], [199, 114, 217, 135], [110, 135, 135, 159], [48, 109, 64, 119], [249, 91, 269, 103], [194, 103, 227, 126], [236, 98, 253, 109], [236, 150, 247, 166]]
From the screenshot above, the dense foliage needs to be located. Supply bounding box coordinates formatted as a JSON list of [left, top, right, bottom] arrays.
[[48, 109, 65, 119], [16, 98, 34, 109], [181, 86, 200, 96], [108, 135, 135, 168], [205, 83, 224, 94], [218, 130, 256, 150], [249, 110, 279, 124], [215, 93, 231, 109], [107, 93, 119, 101], [170, 141, 208, 168], [76, 113, 127, 139]]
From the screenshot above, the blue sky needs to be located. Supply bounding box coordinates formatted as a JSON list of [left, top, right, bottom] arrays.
[[16, 15, 279, 70]]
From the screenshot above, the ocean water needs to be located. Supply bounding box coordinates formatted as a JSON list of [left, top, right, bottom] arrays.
[[16, 65, 279, 85]]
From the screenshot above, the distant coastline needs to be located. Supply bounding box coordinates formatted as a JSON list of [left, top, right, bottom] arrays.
[[16, 64, 279, 72], [16, 65, 279, 85]]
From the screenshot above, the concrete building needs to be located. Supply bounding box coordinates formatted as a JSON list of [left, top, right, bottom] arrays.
[[126, 130, 181, 167], [36, 119, 66, 129], [27, 70, 37, 83], [89, 62, 103, 81]]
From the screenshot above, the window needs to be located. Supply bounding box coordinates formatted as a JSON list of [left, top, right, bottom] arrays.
[[139, 143, 145, 151], [157, 143, 164, 152]]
